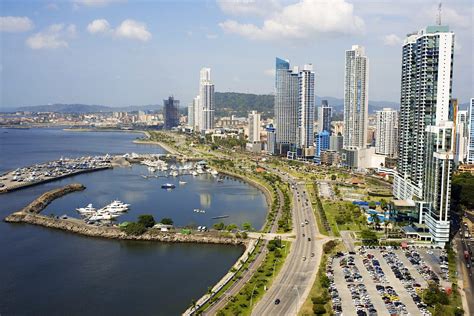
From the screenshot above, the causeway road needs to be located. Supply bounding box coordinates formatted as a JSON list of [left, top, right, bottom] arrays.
[[252, 171, 328, 316]]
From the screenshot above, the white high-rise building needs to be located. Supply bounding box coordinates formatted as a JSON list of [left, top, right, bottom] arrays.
[[343, 45, 368, 150], [187, 103, 194, 127], [467, 98, 474, 164], [375, 108, 398, 157], [297, 64, 315, 149], [198, 67, 215, 131], [193, 95, 201, 130], [248, 111, 261, 143], [455, 105, 468, 164], [394, 25, 455, 246]]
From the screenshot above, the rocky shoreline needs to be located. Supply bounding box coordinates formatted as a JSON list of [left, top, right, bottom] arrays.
[[4, 184, 246, 246]]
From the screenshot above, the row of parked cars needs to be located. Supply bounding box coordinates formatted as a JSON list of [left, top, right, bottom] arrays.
[[326, 256, 343, 315], [382, 251, 432, 316], [339, 254, 378, 316], [360, 251, 409, 316], [405, 249, 444, 282]]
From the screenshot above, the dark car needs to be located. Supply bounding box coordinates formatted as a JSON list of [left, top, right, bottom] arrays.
[[274, 299, 281, 305]]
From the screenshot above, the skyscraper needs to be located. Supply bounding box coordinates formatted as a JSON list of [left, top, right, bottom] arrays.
[[193, 95, 201, 130], [163, 96, 179, 130], [394, 25, 455, 246], [375, 108, 398, 157], [274, 58, 315, 156], [248, 111, 261, 143], [297, 64, 315, 149], [455, 105, 468, 164], [343, 45, 368, 150], [315, 130, 330, 157], [187, 102, 194, 127], [199, 67, 215, 131], [275, 57, 299, 154], [467, 98, 474, 164], [318, 100, 332, 133]]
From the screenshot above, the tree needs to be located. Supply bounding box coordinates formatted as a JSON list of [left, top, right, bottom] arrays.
[[160, 217, 174, 225], [226, 223, 238, 231], [368, 201, 377, 209], [213, 222, 225, 230], [121, 222, 147, 236], [242, 221, 253, 231], [360, 229, 378, 245], [380, 199, 388, 210], [312, 304, 326, 314], [138, 215, 155, 228], [331, 174, 337, 181]]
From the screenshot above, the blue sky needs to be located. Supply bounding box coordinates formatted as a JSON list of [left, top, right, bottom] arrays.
[[0, 0, 472, 108]]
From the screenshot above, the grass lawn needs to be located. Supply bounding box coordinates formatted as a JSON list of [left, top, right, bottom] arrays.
[[322, 200, 368, 236]]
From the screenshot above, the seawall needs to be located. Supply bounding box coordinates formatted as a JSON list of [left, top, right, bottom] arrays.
[[4, 184, 246, 246]]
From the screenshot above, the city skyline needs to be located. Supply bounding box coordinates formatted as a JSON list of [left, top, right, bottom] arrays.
[[1, 0, 472, 108]]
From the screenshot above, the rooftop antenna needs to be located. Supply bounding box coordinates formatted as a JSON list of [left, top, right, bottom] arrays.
[[436, 2, 442, 26]]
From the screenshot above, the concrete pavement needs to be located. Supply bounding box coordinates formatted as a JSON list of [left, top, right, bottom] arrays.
[[252, 171, 327, 316]]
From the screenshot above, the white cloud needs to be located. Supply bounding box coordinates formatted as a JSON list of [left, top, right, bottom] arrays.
[[115, 19, 151, 41], [26, 23, 76, 50], [73, 0, 124, 7], [0, 16, 34, 33], [217, 0, 280, 17], [206, 33, 218, 39], [87, 18, 151, 42], [383, 34, 402, 46], [87, 19, 111, 34], [219, 0, 365, 40]]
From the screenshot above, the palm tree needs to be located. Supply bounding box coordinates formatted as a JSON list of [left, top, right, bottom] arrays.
[[369, 213, 378, 229]]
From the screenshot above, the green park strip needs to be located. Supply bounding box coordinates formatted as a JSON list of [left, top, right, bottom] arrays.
[[194, 239, 265, 314], [298, 240, 344, 316], [218, 240, 291, 316], [306, 183, 330, 236]]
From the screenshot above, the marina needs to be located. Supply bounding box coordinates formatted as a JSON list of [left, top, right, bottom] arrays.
[[0, 128, 267, 315]]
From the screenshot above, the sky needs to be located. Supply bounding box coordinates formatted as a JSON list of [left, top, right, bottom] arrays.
[[0, 0, 472, 108]]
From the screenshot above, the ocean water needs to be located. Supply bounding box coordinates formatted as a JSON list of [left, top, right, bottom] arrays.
[[0, 128, 266, 315]]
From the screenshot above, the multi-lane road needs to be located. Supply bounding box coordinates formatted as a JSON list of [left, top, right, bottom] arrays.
[[252, 171, 328, 316]]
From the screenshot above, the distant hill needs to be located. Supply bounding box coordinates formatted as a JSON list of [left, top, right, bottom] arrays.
[[215, 92, 274, 117], [215, 92, 399, 117], [5, 103, 161, 113], [1, 93, 399, 115]]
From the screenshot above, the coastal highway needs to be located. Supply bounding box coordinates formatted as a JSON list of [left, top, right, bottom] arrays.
[[252, 170, 327, 316], [202, 185, 286, 315]]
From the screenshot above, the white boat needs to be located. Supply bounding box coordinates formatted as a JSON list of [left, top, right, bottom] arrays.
[[193, 208, 206, 213], [210, 169, 218, 176], [192, 171, 198, 176], [76, 203, 96, 215], [89, 213, 119, 221], [161, 183, 176, 189], [179, 181, 187, 185]]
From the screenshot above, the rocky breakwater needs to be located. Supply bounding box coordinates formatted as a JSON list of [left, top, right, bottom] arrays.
[[4, 184, 245, 246], [6, 183, 85, 218]]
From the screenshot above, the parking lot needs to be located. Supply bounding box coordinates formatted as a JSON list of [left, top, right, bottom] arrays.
[[327, 246, 448, 315]]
